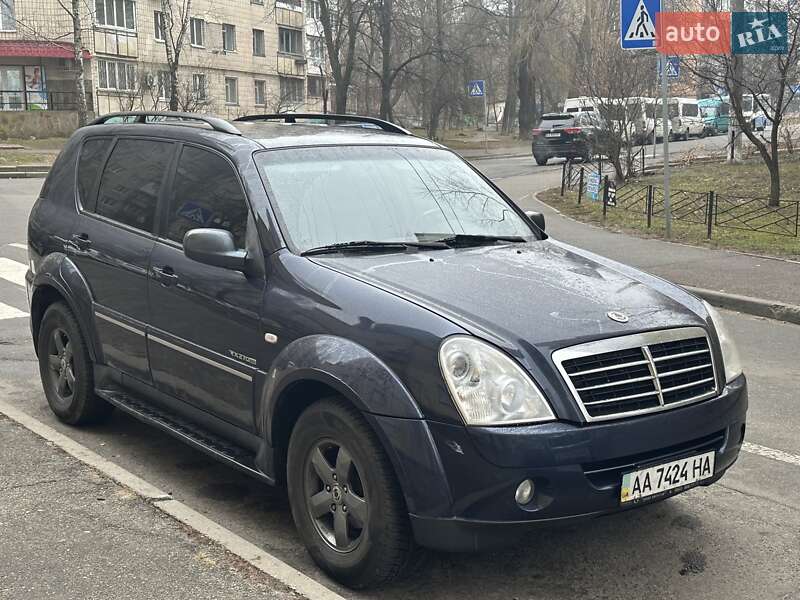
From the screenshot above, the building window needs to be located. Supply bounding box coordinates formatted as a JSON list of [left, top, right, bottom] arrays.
[[252, 28, 265, 57], [280, 76, 303, 103], [157, 71, 171, 99], [222, 23, 236, 52], [277, 0, 301, 10], [307, 76, 323, 98], [251, 0, 263, 4], [154, 10, 165, 41], [254, 79, 266, 105], [225, 77, 238, 104], [190, 17, 204, 46], [306, 0, 321, 19], [307, 35, 323, 60], [279, 27, 302, 55], [192, 73, 207, 100], [95, 0, 136, 30], [97, 59, 137, 90], [0, 0, 15, 31]]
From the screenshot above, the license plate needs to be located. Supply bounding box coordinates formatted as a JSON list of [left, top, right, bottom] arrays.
[[620, 451, 715, 504], [545, 132, 561, 138]]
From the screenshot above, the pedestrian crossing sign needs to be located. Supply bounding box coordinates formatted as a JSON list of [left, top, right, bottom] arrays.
[[468, 80, 485, 98], [621, 0, 661, 49]]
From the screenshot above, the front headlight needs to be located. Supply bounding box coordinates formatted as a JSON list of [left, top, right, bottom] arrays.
[[439, 336, 555, 426], [703, 301, 743, 383]]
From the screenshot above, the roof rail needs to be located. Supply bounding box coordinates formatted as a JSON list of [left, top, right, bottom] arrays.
[[89, 111, 242, 136], [233, 113, 412, 135]]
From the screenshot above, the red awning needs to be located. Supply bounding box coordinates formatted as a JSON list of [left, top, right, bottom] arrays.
[[0, 41, 92, 60]]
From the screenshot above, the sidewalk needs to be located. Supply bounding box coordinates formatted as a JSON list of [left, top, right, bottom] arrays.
[[0, 415, 298, 600], [524, 190, 800, 316]]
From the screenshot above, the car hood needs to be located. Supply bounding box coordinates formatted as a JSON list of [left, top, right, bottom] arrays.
[[311, 240, 707, 352]]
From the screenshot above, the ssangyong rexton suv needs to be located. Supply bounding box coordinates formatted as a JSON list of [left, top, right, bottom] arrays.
[[26, 112, 747, 589]]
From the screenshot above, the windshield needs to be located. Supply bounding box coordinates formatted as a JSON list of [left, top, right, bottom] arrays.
[[256, 146, 535, 254]]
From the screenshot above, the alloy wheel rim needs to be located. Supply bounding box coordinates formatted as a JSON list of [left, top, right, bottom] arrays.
[[304, 439, 368, 553], [47, 327, 75, 404]]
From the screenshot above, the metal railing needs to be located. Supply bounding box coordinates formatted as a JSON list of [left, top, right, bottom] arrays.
[[715, 195, 800, 237]]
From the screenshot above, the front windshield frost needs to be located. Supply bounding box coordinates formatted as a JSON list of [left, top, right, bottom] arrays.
[[257, 146, 533, 253]]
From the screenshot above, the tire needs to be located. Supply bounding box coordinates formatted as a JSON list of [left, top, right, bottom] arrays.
[[683, 129, 690, 141], [534, 154, 548, 166], [287, 398, 418, 589], [37, 302, 113, 425]]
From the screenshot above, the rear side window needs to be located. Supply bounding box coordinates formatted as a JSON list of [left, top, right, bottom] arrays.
[[77, 137, 113, 211], [165, 145, 249, 248], [95, 139, 173, 233]]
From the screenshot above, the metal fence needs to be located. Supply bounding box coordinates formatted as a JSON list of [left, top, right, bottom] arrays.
[[563, 177, 800, 239]]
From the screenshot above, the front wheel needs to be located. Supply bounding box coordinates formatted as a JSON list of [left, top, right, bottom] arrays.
[[287, 398, 418, 589], [534, 154, 548, 166]]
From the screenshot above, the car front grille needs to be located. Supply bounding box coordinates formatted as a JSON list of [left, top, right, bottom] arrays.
[[552, 327, 719, 422]]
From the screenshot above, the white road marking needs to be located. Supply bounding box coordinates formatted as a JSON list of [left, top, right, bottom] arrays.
[[0, 303, 27, 320], [742, 442, 800, 468], [0, 257, 27, 287], [8, 243, 27, 250], [0, 399, 347, 600]]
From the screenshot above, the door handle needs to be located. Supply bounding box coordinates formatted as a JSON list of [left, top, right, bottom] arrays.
[[152, 265, 179, 286], [70, 233, 92, 251]]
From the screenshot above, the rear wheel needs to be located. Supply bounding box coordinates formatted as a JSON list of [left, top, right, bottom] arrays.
[[684, 129, 690, 141], [37, 302, 112, 425], [287, 398, 418, 589]]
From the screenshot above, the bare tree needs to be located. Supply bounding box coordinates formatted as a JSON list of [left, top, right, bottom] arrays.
[[158, 0, 193, 111], [319, 0, 369, 113]]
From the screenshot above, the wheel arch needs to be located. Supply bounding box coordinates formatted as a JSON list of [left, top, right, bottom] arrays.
[[30, 253, 100, 362]]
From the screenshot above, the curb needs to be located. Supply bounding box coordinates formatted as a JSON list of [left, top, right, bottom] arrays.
[[683, 286, 800, 326], [0, 171, 49, 179], [463, 151, 531, 161]]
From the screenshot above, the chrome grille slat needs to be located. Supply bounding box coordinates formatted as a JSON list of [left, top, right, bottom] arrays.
[[553, 327, 719, 422], [575, 374, 655, 392], [652, 348, 710, 362]]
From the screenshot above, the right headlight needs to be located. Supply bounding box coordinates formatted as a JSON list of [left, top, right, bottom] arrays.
[[439, 336, 555, 426], [703, 301, 743, 383]]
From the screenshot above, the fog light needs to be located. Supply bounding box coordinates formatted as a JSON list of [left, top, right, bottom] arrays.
[[515, 479, 535, 505]]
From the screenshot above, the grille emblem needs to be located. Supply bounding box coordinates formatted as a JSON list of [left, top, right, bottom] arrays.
[[607, 311, 629, 323]]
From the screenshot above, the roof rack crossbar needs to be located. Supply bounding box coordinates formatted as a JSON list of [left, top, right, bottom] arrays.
[[233, 113, 411, 135], [89, 111, 242, 135]]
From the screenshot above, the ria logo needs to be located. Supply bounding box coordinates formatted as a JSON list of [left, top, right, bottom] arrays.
[[732, 12, 788, 55]]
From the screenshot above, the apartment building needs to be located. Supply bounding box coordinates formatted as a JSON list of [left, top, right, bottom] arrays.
[[0, 0, 324, 116]]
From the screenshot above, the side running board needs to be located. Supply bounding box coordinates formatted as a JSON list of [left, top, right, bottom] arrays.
[[95, 387, 273, 484]]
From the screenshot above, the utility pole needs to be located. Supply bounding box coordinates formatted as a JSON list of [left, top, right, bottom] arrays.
[[728, 0, 744, 164], [660, 0, 671, 239]]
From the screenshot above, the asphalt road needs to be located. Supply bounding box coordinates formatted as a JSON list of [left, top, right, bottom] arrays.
[[0, 177, 798, 599]]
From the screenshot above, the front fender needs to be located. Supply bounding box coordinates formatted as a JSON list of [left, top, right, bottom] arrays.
[[260, 334, 423, 442], [31, 253, 101, 362], [260, 334, 454, 517]]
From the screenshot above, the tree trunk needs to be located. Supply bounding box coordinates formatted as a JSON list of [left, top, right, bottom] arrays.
[[334, 85, 349, 113], [501, 0, 518, 135], [379, 0, 392, 119], [767, 156, 781, 207], [427, 0, 445, 140], [517, 50, 534, 139], [71, 0, 89, 125]]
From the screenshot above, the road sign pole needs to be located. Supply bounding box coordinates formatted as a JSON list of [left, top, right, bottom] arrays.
[[484, 87, 488, 153], [661, 53, 672, 240]]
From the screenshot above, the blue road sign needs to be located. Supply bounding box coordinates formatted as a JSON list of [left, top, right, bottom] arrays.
[[658, 56, 680, 81], [468, 80, 485, 98], [732, 12, 788, 55], [621, 0, 661, 49]]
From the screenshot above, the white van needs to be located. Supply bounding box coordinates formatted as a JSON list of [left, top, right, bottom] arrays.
[[669, 98, 705, 140], [563, 97, 599, 114]]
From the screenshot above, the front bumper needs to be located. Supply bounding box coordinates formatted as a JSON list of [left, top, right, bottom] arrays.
[[402, 375, 747, 552]]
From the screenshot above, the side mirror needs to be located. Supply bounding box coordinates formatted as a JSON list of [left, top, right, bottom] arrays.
[[183, 228, 247, 271], [525, 211, 546, 233]]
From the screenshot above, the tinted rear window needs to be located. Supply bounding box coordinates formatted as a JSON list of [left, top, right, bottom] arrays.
[[77, 137, 113, 212], [539, 115, 574, 129], [95, 139, 173, 233]]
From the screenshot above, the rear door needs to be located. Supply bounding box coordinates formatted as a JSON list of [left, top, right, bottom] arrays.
[[147, 144, 264, 431], [71, 136, 175, 383]]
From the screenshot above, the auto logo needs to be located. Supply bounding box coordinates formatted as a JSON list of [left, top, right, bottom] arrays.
[[607, 311, 630, 323]]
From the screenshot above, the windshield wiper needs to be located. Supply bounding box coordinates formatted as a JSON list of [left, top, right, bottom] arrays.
[[301, 240, 448, 257], [430, 234, 527, 248]]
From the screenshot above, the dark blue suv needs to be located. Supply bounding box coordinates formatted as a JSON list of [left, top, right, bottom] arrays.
[[26, 112, 747, 589]]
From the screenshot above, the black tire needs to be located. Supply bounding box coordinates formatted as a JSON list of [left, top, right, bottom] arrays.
[[534, 154, 548, 166], [287, 398, 418, 589], [37, 302, 113, 425], [684, 129, 690, 141]]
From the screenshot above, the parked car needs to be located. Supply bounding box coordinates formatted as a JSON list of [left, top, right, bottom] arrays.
[[531, 112, 607, 165], [27, 111, 748, 589]]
